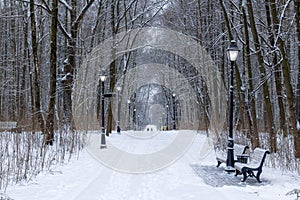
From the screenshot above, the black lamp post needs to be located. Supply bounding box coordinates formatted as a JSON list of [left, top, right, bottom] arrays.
[[127, 99, 131, 130], [133, 108, 136, 130], [172, 93, 176, 130], [116, 86, 121, 134], [137, 114, 140, 130], [225, 40, 240, 172], [100, 74, 107, 149], [166, 104, 169, 130]]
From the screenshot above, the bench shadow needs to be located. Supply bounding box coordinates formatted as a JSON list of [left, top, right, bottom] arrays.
[[191, 164, 271, 187]]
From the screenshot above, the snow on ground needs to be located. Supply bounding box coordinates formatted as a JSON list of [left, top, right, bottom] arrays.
[[3, 130, 300, 200]]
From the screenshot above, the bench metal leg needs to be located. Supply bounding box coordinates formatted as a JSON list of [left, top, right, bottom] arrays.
[[241, 167, 248, 182], [234, 169, 241, 176], [256, 169, 262, 183], [216, 161, 222, 167], [241, 167, 263, 183]]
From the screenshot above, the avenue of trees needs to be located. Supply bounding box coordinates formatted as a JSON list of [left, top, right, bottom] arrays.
[[0, 0, 300, 187]]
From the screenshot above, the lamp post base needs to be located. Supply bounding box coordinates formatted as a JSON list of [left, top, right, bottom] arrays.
[[224, 166, 235, 173], [100, 130, 106, 149]]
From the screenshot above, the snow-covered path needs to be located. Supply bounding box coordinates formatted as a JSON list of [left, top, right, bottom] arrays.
[[5, 131, 300, 200], [74, 131, 221, 200]]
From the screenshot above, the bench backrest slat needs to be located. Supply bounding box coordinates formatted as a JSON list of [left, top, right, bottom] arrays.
[[234, 144, 249, 155], [0, 121, 17, 130], [249, 148, 270, 168]]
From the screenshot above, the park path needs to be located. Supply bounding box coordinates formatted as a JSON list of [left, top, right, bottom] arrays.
[[73, 131, 227, 200], [7, 131, 287, 200]]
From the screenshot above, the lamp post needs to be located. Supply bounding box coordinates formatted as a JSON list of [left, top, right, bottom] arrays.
[[100, 74, 107, 149], [116, 86, 121, 134], [133, 108, 136, 130], [127, 99, 131, 130], [137, 114, 140, 130], [166, 104, 169, 130], [172, 93, 176, 130], [225, 40, 240, 172], [162, 112, 165, 130]]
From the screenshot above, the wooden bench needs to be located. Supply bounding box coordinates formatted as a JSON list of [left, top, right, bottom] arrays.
[[0, 121, 17, 132], [234, 148, 270, 183], [216, 144, 249, 167]]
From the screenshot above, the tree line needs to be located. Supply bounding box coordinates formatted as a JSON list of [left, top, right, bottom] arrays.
[[0, 0, 299, 170]]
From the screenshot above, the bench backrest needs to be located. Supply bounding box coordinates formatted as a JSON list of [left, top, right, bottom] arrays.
[[0, 121, 17, 131], [234, 144, 249, 155], [249, 148, 270, 168]]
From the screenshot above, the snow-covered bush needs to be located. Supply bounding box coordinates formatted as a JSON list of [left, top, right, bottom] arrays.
[[0, 129, 87, 191]]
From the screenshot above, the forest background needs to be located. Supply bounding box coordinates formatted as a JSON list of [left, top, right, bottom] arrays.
[[0, 0, 300, 189]]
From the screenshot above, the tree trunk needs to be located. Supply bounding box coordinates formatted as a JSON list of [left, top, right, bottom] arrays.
[[246, 0, 276, 152], [19, 20, 29, 125], [268, 0, 300, 158], [219, 0, 246, 138], [62, 0, 77, 131], [45, 0, 58, 146], [265, 0, 288, 137], [294, 0, 300, 158], [296, 0, 300, 121], [106, 0, 118, 135], [242, 4, 259, 148], [30, 0, 45, 132], [62, 0, 95, 131]]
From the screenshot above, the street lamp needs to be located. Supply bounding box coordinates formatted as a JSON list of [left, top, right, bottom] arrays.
[[127, 99, 131, 130], [225, 40, 240, 172], [137, 114, 140, 130], [166, 105, 169, 130], [100, 74, 107, 149], [116, 85, 122, 134], [133, 108, 136, 130], [172, 93, 176, 130]]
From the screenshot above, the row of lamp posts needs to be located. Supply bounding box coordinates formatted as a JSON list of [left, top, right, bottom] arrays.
[[127, 93, 177, 131], [98, 40, 239, 154]]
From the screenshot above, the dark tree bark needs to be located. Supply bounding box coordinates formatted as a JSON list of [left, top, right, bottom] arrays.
[[45, 0, 58, 146], [246, 0, 276, 152], [62, 0, 95, 131], [242, 4, 259, 148], [268, 0, 300, 158], [19, 14, 29, 126], [265, 1, 288, 137], [294, 0, 300, 158], [219, 0, 245, 137], [30, 0, 45, 133], [106, 0, 118, 135]]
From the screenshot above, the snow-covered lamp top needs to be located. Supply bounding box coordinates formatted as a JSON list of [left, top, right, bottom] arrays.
[[100, 75, 107, 82]]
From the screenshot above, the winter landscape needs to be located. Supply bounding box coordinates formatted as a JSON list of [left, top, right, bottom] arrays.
[[2, 131, 300, 200], [1, 0, 300, 200]]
